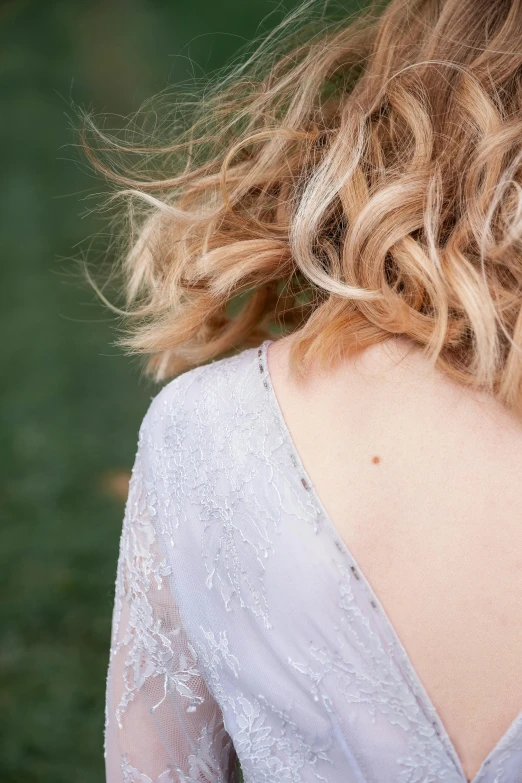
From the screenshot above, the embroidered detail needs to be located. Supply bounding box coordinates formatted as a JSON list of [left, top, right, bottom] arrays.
[[105, 428, 237, 782]]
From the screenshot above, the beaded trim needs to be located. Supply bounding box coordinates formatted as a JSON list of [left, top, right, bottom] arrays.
[[255, 339, 475, 774]]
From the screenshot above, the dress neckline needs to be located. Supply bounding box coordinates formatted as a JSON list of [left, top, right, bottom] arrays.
[[257, 337, 522, 783]]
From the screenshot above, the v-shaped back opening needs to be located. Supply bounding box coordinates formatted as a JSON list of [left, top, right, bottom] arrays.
[[258, 338, 522, 783]]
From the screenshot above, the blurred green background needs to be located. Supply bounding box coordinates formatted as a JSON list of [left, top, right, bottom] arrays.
[[0, 1, 364, 781]]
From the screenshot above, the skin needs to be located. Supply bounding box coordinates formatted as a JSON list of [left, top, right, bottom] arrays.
[[266, 331, 522, 783]]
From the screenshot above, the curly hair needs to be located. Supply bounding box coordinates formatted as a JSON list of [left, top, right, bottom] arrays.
[[84, 0, 522, 416]]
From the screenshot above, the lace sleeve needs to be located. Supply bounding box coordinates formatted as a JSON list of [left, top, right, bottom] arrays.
[[104, 412, 238, 783]]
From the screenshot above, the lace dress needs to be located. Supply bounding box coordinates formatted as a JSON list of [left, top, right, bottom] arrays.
[[104, 339, 522, 783]]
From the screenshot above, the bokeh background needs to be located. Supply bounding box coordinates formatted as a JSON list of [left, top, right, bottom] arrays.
[[0, 1, 363, 781]]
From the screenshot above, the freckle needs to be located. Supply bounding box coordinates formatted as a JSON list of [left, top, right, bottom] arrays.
[[372, 455, 381, 464]]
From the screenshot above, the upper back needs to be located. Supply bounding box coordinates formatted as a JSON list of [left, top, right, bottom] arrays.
[[266, 333, 522, 782]]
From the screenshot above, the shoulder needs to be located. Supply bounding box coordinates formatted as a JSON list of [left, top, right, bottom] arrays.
[[133, 342, 268, 537], [137, 342, 262, 454]]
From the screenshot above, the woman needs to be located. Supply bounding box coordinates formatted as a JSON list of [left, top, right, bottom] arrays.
[[100, 0, 522, 781]]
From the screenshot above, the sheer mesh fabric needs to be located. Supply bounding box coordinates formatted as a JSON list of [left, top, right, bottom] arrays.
[[104, 426, 238, 782]]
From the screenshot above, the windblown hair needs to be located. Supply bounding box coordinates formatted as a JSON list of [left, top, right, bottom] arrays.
[[85, 0, 522, 415]]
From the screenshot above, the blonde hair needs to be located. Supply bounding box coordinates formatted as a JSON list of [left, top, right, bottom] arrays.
[[85, 0, 522, 416]]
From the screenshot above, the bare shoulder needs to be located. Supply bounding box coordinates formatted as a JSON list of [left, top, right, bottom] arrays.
[[267, 330, 522, 435]]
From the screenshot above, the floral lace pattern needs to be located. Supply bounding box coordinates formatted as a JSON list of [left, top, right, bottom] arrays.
[[105, 340, 522, 783], [104, 419, 238, 783]]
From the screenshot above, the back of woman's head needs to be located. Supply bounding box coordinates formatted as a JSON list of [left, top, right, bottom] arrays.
[[85, 0, 522, 416]]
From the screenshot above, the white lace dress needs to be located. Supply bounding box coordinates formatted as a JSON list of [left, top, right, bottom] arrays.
[[104, 339, 522, 783]]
